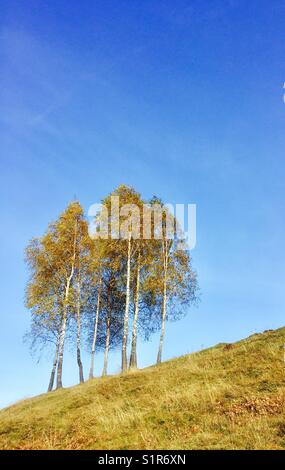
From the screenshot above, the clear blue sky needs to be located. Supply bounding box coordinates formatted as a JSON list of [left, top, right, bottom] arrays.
[[0, 0, 284, 409]]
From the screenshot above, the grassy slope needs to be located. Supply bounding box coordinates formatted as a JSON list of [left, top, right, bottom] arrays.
[[0, 327, 284, 450]]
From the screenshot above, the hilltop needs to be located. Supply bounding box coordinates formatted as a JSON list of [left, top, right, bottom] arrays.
[[0, 327, 284, 450]]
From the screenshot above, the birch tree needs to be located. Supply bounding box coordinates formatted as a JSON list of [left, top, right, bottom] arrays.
[[145, 198, 198, 365], [86, 263, 124, 377], [129, 250, 141, 369], [24, 311, 63, 392], [25, 188, 199, 386], [71, 217, 94, 384], [54, 202, 89, 389], [101, 272, 124, 376], [98, 185, 144, 373], [25, 237, 66, 391], [88, 217, 110, 379], [25, 201, 91, 389], [88, 270, 102, 379], [129, 237, 157, 369]]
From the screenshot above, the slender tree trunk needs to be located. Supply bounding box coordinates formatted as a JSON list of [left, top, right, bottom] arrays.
[[129, 253, 141, 369], [157, 245, 168, 365], [89, 276, 102, 379], [76, 279, 84, 383], [47, 332, 60, 392], [102, 315, 111, 376], [56, 306, 68, 389], [122, 231, 132, 372], [56, 222, 77, 389]]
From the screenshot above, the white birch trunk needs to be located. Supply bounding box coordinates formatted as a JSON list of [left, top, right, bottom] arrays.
[[157, 240, 168, 365], [102, 315, 111, 376], [89, 275, 102, 379], [129, 252, 141, 369], [47, 331, 60, 392], [76, 278, 84, 383], [56, 297, 69, 389], [122, 231, 132, 372], [56, 221, 77, 389]]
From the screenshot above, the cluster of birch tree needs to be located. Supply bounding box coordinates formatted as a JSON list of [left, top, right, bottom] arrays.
[[25, 185, 198, 391]]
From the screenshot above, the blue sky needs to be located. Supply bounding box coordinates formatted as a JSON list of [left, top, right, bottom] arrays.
[[0, 0, 284, 408]]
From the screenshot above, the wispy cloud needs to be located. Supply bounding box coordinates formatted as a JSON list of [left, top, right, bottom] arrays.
[[0, 28, 75, 137]]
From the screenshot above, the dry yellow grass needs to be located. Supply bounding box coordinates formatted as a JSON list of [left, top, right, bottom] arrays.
[[0, 327, 284, 450]]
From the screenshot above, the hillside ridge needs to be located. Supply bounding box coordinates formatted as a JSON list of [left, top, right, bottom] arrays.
[[0, 326, 284, 450]]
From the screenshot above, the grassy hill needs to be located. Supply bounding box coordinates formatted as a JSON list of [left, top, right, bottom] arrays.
[[0, 327, 284, 450]]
